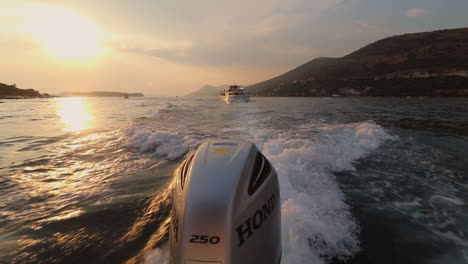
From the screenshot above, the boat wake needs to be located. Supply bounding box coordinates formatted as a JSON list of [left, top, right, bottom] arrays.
[[133, 121, 393, 264]]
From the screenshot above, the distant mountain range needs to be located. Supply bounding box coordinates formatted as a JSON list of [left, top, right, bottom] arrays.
[[59, 92, 144, 97], [185, 85, 229, 96], [0, 82, 145, 99], [246, 28, 468, 96]]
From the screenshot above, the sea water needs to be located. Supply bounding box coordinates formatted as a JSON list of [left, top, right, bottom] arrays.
[[0, 97, 467, 264]]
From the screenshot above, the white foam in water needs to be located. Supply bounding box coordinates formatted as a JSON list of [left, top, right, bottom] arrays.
[[144, 121, 393, 264], [261, 121, 393, 264], [123, 123, 202, 160], [144, 244, 169, 264], [430, 195, 465, 206]]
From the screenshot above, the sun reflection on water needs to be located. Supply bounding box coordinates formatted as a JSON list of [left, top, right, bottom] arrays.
[[55, 97, 94, 131]]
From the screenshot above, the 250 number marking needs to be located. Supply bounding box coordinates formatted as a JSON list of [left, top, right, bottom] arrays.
[[190, 235, 220, 244]]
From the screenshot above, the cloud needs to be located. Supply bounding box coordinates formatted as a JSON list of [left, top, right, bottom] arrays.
[[355, 20, 380, 32], [119, 47, 186, 63], [118, 40, 305, 67], [14, 0, 348, 68], [405, 8, 430, 17], [112, 0, 343, 68]]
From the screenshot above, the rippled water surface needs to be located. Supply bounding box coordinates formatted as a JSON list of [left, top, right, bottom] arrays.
[[0, 97, 467, 264]]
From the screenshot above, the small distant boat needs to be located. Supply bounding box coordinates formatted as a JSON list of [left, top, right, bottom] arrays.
[[220, 85, 250, 102]]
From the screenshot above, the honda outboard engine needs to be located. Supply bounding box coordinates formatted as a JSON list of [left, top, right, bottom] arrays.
[[169, 140, 281, 264]]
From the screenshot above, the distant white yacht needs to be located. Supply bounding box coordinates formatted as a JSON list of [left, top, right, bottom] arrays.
[[220, 85, 250, 102]]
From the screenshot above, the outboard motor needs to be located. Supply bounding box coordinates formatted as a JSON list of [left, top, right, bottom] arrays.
[[169, 140, 281, 264]]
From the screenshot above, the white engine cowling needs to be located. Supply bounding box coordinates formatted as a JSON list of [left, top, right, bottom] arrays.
[[169, 140, 281, 264]]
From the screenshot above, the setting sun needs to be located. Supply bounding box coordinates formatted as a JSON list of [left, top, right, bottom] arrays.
[[23, 5, 105, 60]]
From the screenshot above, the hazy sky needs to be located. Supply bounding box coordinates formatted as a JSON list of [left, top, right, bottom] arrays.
[[1, 0, 467, 96]]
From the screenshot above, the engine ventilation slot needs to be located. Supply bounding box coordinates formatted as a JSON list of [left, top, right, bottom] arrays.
[[180, 154, 194, 191], [248, 153, 272, 195]]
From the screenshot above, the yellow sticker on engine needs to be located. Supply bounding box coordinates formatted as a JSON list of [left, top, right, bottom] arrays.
[[212, 148, 232, 154]]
